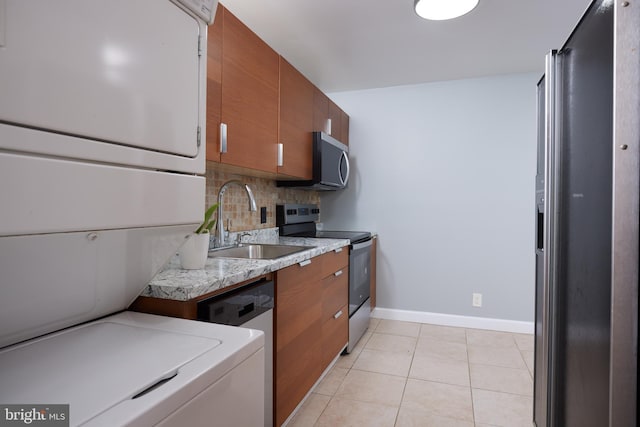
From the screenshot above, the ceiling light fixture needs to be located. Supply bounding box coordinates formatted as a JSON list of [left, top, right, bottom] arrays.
[[414, 0, 479, 20]]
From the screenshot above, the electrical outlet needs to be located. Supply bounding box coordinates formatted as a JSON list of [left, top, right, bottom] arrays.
[[260, 206, 267, 224], [472, 293, 482, 307]]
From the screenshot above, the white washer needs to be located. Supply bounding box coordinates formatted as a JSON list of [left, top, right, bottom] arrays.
[[0, 312, 264, 427]]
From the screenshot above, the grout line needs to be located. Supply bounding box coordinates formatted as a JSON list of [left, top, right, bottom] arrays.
[[311, 323, 533, 426], [518, 348, 535, 381], [470, 385, 534, 399], [394, 329, 416, 427], [468, 360, 529, 370], [393, 381, 408, 427], [466, 328, 476, 425], [311, 394, 332, 427]]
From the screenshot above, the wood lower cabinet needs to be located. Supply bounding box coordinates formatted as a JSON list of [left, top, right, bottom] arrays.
[[275, 259, 323, 350], [371, 236, 377, 310], [321, 268, 348, 369], [275, 257, 323, 426], [275, 249, 348, 426]]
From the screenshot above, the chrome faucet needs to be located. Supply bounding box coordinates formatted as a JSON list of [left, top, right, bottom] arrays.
[[215, 180, 257, 247]]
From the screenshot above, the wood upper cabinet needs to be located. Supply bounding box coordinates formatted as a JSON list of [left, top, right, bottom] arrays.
[[206, 6, 349, 175], [340, 110, 350, 145], [328, 98, 343, 142], [313, 86, 330, 134], [206, 6, 279, 172], [313, 86, 349, 145], [205, 5, 223, 162], [278, 57, 313, 179]]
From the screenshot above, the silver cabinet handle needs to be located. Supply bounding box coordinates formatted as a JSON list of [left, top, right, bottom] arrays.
[[220, 123, 227, 153], [298, 259, 311, 267], [277, 143, 283, 167], [334, 247, 343, 253], [334, 270, 343, 277], [333, 310, 343, 319]]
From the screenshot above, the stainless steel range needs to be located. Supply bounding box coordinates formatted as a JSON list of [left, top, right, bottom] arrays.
[[277, 204, 372, 353]]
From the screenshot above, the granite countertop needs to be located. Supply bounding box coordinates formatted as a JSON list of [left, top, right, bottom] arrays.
[[142, 235, 349, 301]]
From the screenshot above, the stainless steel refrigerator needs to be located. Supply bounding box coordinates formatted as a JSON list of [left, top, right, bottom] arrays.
[[534, 0, 639, 426]]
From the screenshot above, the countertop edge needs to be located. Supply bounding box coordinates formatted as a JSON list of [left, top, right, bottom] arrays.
[[142, 237, 350, 301]]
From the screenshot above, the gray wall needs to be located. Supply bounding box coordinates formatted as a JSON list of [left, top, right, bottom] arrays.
[[321, 72, 538, 322]]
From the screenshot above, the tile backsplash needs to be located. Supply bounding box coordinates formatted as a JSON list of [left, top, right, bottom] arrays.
[[205, 165, 320, 232]]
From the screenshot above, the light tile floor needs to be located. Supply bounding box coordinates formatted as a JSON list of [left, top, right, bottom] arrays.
[[288, 318, 534, 427]]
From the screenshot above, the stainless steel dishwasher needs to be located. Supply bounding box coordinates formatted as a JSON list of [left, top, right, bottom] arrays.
[[196, 279, 274, 427]]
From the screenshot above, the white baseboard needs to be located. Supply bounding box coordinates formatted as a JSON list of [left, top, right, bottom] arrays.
[[371, 307, 534, 334]]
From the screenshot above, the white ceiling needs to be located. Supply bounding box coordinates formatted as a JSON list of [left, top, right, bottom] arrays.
[[218, 0, 592, 93]]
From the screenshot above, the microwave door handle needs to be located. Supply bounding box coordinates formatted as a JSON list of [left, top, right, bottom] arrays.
[[339, 151, 350, 185]]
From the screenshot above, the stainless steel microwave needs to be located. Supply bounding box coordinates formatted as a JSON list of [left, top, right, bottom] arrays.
[[277, 132, 350, 190]]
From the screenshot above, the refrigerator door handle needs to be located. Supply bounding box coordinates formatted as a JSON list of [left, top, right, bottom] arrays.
[[540, 49, 559, 427], [609, 2, 639, 424]]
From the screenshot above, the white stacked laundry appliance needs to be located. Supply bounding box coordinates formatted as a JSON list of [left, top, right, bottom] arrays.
[[0, 1, 265, 426]]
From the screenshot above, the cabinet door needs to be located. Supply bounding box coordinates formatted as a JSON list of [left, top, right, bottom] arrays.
[[278, 58, 313, 179], [312, 87, 350, 145], [205, 5, 223, 162], [328, 99, 343, 142], [321, 248, 349, 277], [275, 260, 323, 426], [341, 110, 350, 145], [220, 8, 279, 173], [322, 268, 348, 320], [322, 303, 348, 370], [313, 86, 330, 133]]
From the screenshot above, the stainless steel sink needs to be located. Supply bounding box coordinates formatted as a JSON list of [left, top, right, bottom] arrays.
[[209, 243, 312, 260]]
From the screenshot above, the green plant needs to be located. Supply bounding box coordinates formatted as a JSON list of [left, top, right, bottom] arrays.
[[194, 203, 219, 234]]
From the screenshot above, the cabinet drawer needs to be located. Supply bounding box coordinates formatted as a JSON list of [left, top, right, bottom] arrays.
[[322, 269, 348, 320], [322, 303, 348, 370], [278, 255, 323, 284], [321, 247, 348, 276]]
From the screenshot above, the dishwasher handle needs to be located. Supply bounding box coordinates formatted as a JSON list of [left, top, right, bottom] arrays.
[[196, 279, 274, 326], [238, 302, 255, 318]]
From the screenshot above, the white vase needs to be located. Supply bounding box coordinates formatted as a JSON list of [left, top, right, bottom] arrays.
[[179, 232, 210, 270]]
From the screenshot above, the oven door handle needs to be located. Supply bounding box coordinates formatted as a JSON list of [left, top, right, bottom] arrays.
[[351, 239, 372, 251]]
